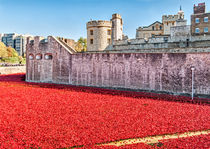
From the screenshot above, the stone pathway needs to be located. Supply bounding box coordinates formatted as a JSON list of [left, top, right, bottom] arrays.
[[99, 129, 210, 147]]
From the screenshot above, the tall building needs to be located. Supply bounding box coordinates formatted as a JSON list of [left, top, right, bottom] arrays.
[[2, 33, 18, 48], [191, 3, 210, 35], [15, 35, 28, 56], [0, 33, 4, 41], [1, 33, 33, 56]]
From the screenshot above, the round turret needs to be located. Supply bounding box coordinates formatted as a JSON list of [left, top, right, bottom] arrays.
[[111, 13, 123, 41], [86, 20, 112, 51]]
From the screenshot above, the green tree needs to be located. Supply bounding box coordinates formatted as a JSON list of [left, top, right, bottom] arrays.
[[75, 37, 87, 52], [0, 42, 20, 63], [6, 46, 18, 57], [0, 42, 8, 58]]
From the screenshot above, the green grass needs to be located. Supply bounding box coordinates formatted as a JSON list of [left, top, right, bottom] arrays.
[[0, 57, 26, 64]]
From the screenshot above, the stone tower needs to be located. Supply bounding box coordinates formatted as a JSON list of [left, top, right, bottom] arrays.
[[193, 2, 205, 14], [86, 20, 112, 51], [111, 13, 123, 41], [178, 6, 184, 20], [162, 7, 186, 35]]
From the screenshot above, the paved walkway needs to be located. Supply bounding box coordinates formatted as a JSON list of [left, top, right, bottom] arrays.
[[99, 129, 210, 147]]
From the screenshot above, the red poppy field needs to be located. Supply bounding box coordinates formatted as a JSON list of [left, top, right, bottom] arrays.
[[0, 74, 209, 148]]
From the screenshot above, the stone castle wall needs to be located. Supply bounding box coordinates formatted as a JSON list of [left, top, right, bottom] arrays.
[[68, 53, 210, 96], [26, 36, 210, 96], [170, 25, 191, 37]]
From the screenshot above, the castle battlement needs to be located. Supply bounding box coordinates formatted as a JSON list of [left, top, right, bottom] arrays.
[[112, 13, 122, 19], [193, 2, 205, 14], [162, 15, 179, 21], [86, 20, 112, 28]]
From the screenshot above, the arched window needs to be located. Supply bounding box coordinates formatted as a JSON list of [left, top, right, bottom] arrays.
[[29, 54, 34, 60], [45, 54, 53, 60], [36, 54, 42, 60]]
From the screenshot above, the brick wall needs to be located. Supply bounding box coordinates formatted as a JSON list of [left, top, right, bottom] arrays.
[[191, 13, 210, 35]]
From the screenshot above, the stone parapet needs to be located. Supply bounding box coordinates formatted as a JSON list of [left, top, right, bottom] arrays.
[[87, 20, 112, 29]]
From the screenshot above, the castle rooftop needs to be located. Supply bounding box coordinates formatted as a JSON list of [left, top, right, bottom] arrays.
[[86, 20, 112, 28]]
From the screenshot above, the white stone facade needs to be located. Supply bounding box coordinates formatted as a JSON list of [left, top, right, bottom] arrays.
[[136, 21, 163, 39], [86, 14, 123, 52], [111, 14, 123, 41], [87, 20, 112, 51], [170, 25, 191, 37], [162, 8, 187, 35]]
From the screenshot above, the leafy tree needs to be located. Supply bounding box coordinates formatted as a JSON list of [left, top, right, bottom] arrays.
[[0, 42, 21, 63], [6, 46, 18, 57], [75, 37, 87, 52], [0, 42, 8, 58], [18, 56, 23, 64]]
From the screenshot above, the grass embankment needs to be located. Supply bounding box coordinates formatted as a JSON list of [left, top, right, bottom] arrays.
[[0, 57, 26, 64]]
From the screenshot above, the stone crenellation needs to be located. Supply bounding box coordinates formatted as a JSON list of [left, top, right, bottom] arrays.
[[107, 34, 210, 51], [162, 15, 179, 21], [86, 20, 112, 28], [194, 2, 206, 14]]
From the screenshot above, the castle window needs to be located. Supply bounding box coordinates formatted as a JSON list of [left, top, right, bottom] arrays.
[[186, 39, 189, 47], [152, 26, 154, 30], [160, 26, 162, 30], [204, 17, 208, 23], [45, 54, 53, 60], [195, 18, 200, 23], [107, 38, 111, 44], [164, 37, 168, 42], [195, 28, 200, 33], [29, 54, 34, 60], [90, 30, 93, 35], [107, 30, 111, 35], [36, 54, 42, 60], [154, 43, 158, 48], [204, 27, 208, 33], [90, 39, 93, 44]]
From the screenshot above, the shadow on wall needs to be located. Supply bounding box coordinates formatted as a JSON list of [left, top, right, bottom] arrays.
[[0, 73, 209, 105]]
